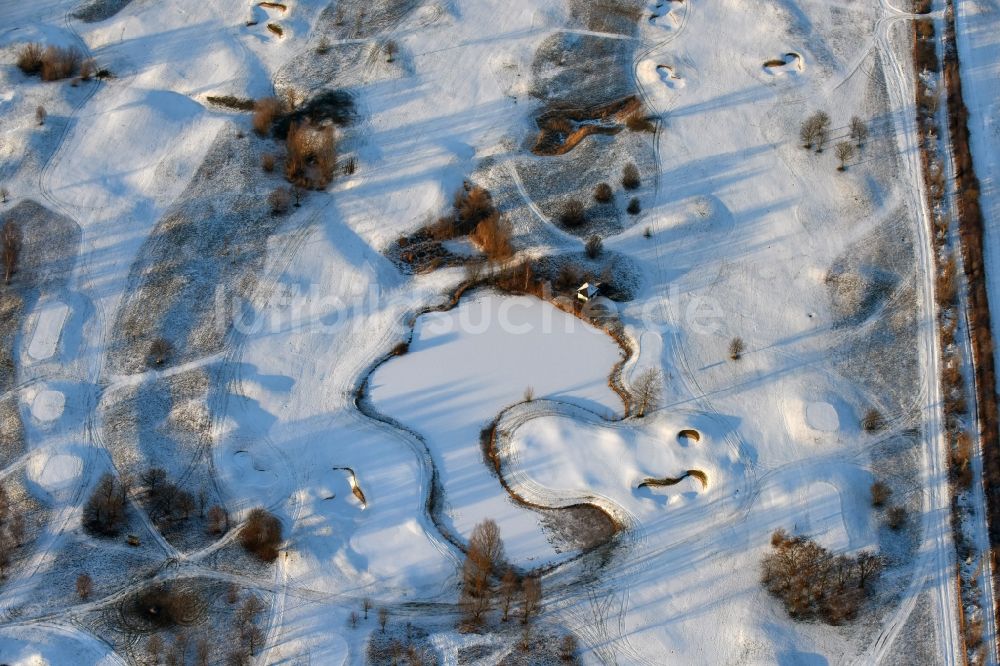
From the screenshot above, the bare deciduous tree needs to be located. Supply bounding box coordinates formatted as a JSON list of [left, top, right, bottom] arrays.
[[849, 116, 869, 149], [460, 519, 506, 627], [800, 111, 831, 152], [520, 575, 541, 624], [729, 337, 746, 360], [633, 368, 662, 418], [0, 187, 9, 203], [378, 606, 389, 633], [500, 568, 518, 621], [36, 105, 46, 126], [83, 473, 127, 536], [835, 141, 855, 171], [362, 597, 372, 619]]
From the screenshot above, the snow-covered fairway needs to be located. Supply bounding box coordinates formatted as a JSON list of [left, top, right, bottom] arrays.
[[0, 0, 971, 663]]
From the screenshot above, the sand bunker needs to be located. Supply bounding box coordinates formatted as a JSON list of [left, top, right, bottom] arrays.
[[805, 402, 840, 432], [656, 65, 686, 89], [763, 52, 804, 76], [28, 452, 83, 492], [31, 389, 66, 422]]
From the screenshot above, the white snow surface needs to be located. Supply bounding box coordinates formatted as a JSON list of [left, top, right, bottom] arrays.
[[0, 0, 970, 663]]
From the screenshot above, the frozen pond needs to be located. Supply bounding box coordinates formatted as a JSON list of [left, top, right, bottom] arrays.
[[370, 293, 623, 564]]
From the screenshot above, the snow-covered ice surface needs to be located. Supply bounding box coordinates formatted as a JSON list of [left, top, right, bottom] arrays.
[[370, 294, 623, 565], [0, 0, 970, 663]]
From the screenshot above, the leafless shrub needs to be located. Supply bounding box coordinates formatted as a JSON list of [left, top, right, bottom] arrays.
[[76, 573, 93, 599], [643, 226, 652, 238], [207, 505, 228, 535], [861, 408, 885, 432], [41, 46, 81, 81], [80, 58, 95, 81], [729, 337, 746, 360], [455, 185, 495, 230], [627, 197, 641, 215], [35, 106, 46, 126], [560, 199, 586, 228], [147, 338, 173, 367], [594, 182, 613, 203], [127, 582, 201, 628], [633, 368, 662, 418], [147, 635, 164, 663], [268, 187, 292, 215], [471, 214, 513, 262], [261, 153, 276, 172], [83, 473, 126, 536], [385, 40, 398, 62], [523, 386, 535, 403], [0, 187, 9, 203], [560, 634, 578, 661], [252, 97, 282, 136], [16, 43, 44, 75], [625, 111, 655, 133], [316, 36, 331, 54], [585, 235, 603, 259], [240, 507, 282, 561], [870, 481, 891, 507], [622, 163, 641, 190]]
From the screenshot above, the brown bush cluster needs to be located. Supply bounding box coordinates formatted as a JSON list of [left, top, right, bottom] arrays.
[[761, 529, 883, 624], [18, 44, 83, 81], [285, 121, 336, 189], [252, 97, 284, 136], [240, 507, 282, 562], [411, 183, 514, 264]]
